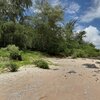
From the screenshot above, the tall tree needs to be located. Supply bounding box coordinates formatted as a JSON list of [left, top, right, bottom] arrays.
[[0, 0, 32, 23], [75, 31, 86, 44], [32, 0, 64, 54], [64, 20, 76, 41]]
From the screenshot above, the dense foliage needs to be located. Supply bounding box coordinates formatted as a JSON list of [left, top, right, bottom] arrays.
[[0, 0, 100, 58], [6, 45, 22, 60]]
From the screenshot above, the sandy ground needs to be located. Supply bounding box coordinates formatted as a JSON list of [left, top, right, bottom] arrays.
[[0, 58, 100, 100]]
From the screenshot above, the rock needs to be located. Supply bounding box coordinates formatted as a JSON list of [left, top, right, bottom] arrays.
[[68, 70, 76, 74], [83, 64, 99, 69]]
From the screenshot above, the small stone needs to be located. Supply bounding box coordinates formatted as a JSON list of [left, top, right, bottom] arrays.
[[64, 75, 66, 77], [96, 78, 99, 82], [68, 70, 76, 74]]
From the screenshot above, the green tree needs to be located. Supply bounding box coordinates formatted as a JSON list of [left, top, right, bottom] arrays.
[[32, 0, 64, 54], [64, 20, 76, 41], [0, 21, 34, 49], [75, 31, 86, 44], [13, 24, 34, 49], [0, 21, 15, 47], [0, 0, 32, 23]]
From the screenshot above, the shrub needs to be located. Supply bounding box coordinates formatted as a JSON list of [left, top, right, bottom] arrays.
[[72, 49, 87, 58], [6, 44, 19, 51], [5, 62, 19, 72], [34, 59, 49, 69], [63, 48, 72, 57], [6, 45, 22, 61], [0, 48, 9, 57]]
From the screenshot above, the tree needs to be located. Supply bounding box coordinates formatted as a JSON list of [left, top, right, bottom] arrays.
[[13, 24, 34, 49], [75, 31, 86, 44], [0, 21, 15, 47], [32, 0, 64, 54], [64, 20, 76, 41], [0, 21, 34, 49], [0, 0, 32, 23], [0, 0, 33, 48]]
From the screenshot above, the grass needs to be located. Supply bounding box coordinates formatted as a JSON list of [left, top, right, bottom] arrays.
[[0, 49, 9, 57], [18, 51, 44, 66], [0, 49, 45, 73], [0, 47, 56, 74]]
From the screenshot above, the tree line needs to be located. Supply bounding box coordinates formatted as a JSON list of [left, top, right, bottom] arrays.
[[0, 0, 100, 57]]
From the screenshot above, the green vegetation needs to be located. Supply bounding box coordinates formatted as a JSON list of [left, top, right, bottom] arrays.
[[5, 62, 19, 72], [34, 59, 49, 69], [0, 0, 100, 73], [6, 45, 22, 60], [0, 46, 44, 73]]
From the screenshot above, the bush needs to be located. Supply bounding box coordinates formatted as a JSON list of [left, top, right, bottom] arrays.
[[6, 44, 19, 51], [5, 62, 19, 72], [0, 48, 9, 57], [6, 45, 22, 60], [72, 49, 87, 58], [34, 59, 49, 69]]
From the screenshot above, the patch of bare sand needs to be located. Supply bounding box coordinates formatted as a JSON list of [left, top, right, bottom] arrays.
[[0, 58, 100, 100]]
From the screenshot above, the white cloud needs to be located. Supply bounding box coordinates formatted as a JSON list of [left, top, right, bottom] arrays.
[[66, 2, 80, 14], [32, 0, 35, 5], [49, 0, 61, 6], [81, 0, 100, 22], [31, 0, 80, 15], [49, 1, 80, 14], [31, 0, 61, 12], [83, 26, 100, 49]]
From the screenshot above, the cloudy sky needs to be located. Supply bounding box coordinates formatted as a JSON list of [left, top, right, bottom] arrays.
[[32, 0, 100, 48]]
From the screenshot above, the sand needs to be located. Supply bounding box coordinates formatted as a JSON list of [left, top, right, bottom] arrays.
[[0, 58, 100, 100]]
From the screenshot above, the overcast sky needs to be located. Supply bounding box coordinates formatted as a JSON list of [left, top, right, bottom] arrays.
[[32, 0, 100, 48]]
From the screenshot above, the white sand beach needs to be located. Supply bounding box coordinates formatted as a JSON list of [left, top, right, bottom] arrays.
[[0, 58, 100, 100]]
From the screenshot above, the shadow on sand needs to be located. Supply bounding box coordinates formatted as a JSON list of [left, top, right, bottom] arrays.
[[83, 64, 99, 69], [96, 62, 100, 64]]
